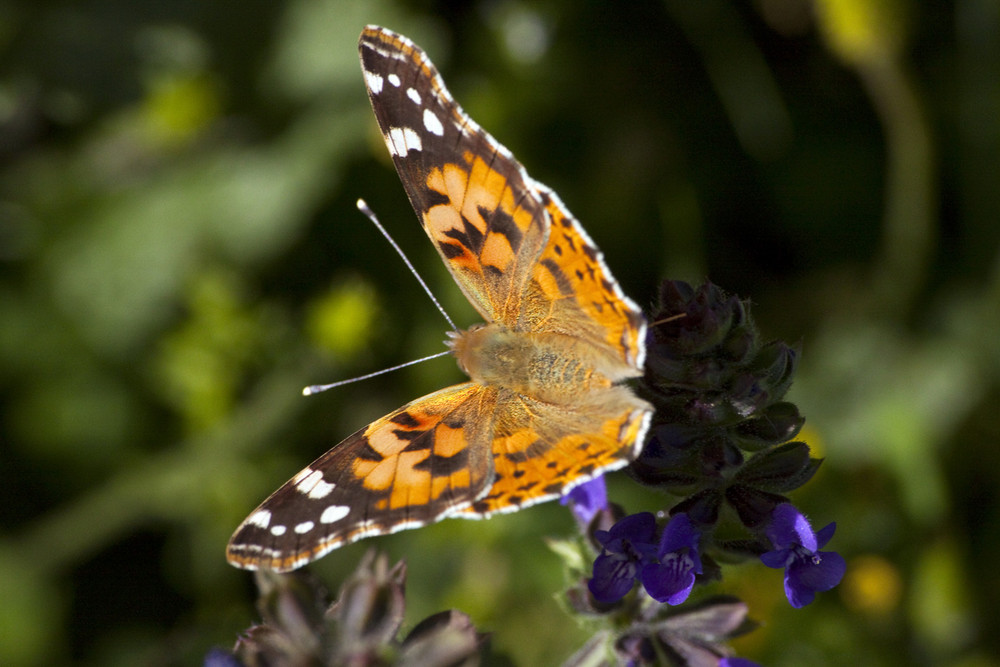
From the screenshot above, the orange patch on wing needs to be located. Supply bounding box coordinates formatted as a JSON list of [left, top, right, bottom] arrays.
[[424, 165, 450, 202], [480, 231, 515, 272], [533, 265, 566, 301], [464, 156, 535, 232], [495, 428, 541, 456], [390, 465, 432, 508], [431, 468, 472, 499], [434, 422, 468, 457], [354, 426, 433, 495]]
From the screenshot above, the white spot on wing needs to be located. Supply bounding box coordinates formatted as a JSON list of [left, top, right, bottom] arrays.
[[423, 108, 444, 136], [295, 469, 335, 499], [386, 126, 422, 156], [406, 87, 421, 104], [248, 510, 271, 529], [321, 505, 350, 524], [309, 479, 334, 499], [364, 70, 384, 94], [294, 521, 315, 534], [270, 524, 287, 536], [388, 73, 401, 87]]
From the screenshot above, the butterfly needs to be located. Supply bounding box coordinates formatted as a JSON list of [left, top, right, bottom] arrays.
[[226, 25, 651, 572]]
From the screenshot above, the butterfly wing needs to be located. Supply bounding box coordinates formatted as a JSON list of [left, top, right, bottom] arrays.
[[461, 387, 650, 516], [359, 26, 549, 326], [525, 185, 647, 371], [227, 383, 497, 571], [359, 27, 645, 373]]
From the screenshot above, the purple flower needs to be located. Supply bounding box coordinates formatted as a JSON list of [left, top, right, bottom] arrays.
[[640, 513, 702, 605], [561, 476, 608, 526], [588, 512, 658, 603], [720, 658, 762, 667], [760, 503, 846, 608]]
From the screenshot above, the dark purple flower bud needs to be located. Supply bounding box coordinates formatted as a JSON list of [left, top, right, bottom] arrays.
[[651, 281, 742, 358], [642, 597, 755, 665], [228, 551, 485, 666], [736, 441, 819, 492], [760, 504, 846, 608], [749, 341, 799, 400], [332, 551, 407, 647], [672, 490, 722, 526], [400, 609, 488, 665], [588, 512, 659, 603], [640, 513, 702, 605], [725, 484, 787, 528], [732, 402, 805, 451]]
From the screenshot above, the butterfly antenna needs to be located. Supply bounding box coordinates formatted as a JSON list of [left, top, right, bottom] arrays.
[[302, 350, 453, 396], [649, 312, 687, 327], [356, 199, 458, 332]]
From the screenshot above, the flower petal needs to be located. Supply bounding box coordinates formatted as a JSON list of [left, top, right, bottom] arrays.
[[759, 548, 789, 569], [560, 476, 608, 526], [610, 511, 657, 543], [783, 551, 846, 607], [792, 550, 846, 593], [658, 513, 699, 558], [815, 522, 837, 549], [641, 560, 696, 605], [589, 553, 638, 603], [721, 657, 762, 667], [766, 503, 817, 552], [784, 573, 816, 608]]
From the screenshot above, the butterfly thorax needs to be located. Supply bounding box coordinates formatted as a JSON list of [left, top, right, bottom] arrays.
[[449, 323, 633, 404]]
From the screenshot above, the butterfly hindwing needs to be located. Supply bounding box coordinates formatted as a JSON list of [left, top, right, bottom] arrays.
[[460, 387, 651, 517], [528, 185, 647, 370]]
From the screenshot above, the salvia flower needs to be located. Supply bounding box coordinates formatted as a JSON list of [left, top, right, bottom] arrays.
[[640, 513, 702, 605], [632, 281, 813, 542], [589, 512, 659, 603], [561, 475, 610, 528], [761, 503, 846, 608]]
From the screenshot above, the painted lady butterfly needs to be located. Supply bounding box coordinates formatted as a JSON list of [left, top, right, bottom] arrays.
[[226, 25, 651, 571]]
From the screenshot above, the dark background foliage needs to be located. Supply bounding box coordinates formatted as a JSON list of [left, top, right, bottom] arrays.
[[1, 0, 997, 664]]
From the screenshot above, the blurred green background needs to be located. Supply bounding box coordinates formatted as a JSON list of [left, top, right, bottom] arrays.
[[2, 0, 998, 665]]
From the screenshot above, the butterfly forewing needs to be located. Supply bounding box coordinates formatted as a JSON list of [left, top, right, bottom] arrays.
[[359, 27, 550, 327], [227, 383, 496, 571]]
